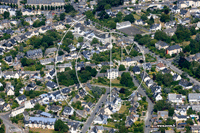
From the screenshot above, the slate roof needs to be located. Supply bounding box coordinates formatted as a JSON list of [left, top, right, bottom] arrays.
[[27, 0, 64, 4], [167, 45, 181, 51]]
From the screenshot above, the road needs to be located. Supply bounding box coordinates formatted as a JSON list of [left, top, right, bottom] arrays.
[[132, 75, 154, 133], [81, 85, 110, 133], [111, 0, 176, 10], [0, 112, 23, 133], [139, 44, 200, 86]]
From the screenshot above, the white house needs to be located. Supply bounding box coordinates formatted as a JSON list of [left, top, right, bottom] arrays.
[[10, 106, 25, 117], [116, 21, 131, 29], [188, 93, 200, 104], [106, 69, 119, 79], [168, 93, 185, 105]]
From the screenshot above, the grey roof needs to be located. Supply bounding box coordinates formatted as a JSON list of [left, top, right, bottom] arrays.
[[188, 93, 200, 101], [168, 93, 183, 101], [27, 0, 64, 4], [156, 41, 169, 47], [167, 45, 181, 51], [17, 95, 27, 101], [27, 117, 56, 124]]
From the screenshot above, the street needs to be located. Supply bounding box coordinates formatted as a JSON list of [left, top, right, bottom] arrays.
[[132, 75, 154, 133], [81, 84, 110, 133], [0, 112, 23, 133]]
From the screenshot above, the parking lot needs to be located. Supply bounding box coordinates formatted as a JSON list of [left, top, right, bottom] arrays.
[[118, 26, 144, 36]]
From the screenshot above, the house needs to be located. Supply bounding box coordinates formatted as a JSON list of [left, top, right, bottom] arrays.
[[0, 98, 5, 106], [46, 81, 58, 90], [154, 92, 163, 101], [45, 47, 57, 56], [150, 23, 161, 31], [173, 115, 187, 122], [116, 21, 131, 30], [191, 126, 200, 133], [168, 93, 185, 105], [135, 19, 147, 25], [93, 114, 108, 124], [141, 72, 151, 82], [26, 49, 43, 59], [179, 79, 193, 89], [40, 112, 53, 118], [188, 93, 200, 104], [163, 28, 176, 36], [4, 55, 13, 65], [48, 105, 61, 113], [90, 126, 104, 133], [173, 73, 182, 81], [27, 0, 65, 7], [150, 84, 162, 94], [143, 63, 152, 70], [166, 45, 182, 56], [40, 58, 54, 65], [125, 114, 138, 127], [24, 117, 56, 129], [165, 130, 175, 133], [63, 106, 74, 116], [157, 111, 168, 120], [3, 71, 20, 79], [175, 108, 187, 116], [180, 9, 190, 17], [16, 95, 27, 105], [192, 85, 200, 92], [121, 57, 137, 67], [132, 66, 140, 74], [5, 84, 15, 96], [146, 79, 154, 88], [106, 69, 118, 79], [156, 62, 166, 71], [90, 1, 97, 9], [68, 121, 80, 133], [155, 41, 169, 50], [10, 106, 25, 117], [165, 21, 176, 29], [46, 69, 56, 79]]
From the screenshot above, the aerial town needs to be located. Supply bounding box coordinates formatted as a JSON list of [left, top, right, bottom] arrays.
[[0, 0, 199, 133]]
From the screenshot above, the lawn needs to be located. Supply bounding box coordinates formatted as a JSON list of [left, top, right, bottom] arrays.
[[30, 128, 54, 133], [103, 122, 115, 128], [133, 14, 141, 20], [119, 105, 128, 113]]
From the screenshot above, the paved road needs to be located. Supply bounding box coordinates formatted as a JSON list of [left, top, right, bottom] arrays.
[[0, 112, 23, 133], [81, 85, 110, 133], [140, 44, 200, 86], [132, 75, 154, 133]]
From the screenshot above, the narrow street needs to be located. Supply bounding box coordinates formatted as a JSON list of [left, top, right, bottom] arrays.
[[81, 85, 110, 133], [132, 75, 154, 133]]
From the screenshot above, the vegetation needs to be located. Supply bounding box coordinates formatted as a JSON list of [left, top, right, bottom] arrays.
[[54, 119, 69, 132], [120, 72, 134, 87], [10, 114, 24, 124], [119, 64, 126, 71]]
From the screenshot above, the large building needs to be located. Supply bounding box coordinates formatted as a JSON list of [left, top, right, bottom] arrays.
[[106, 69, 118, 79], [0, 0, 18, 4], [27, 0, 65, 7]]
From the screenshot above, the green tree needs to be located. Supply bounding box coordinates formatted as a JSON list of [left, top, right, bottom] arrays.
[[124, 14, 135, 23], [3, 11, 9, 19], [60, 13, 66, 21], [104, 4, 111, 9], [119, 64, 126, 71], [91, 38, 99, 44], [54, 119, 69, 132], [120, 72, 134, 87], [141, 14, 147, 21]]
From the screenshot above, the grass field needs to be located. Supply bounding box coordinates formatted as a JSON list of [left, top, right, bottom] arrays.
[[30, 128, 54, 133], [119, 105, 128, 113]]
